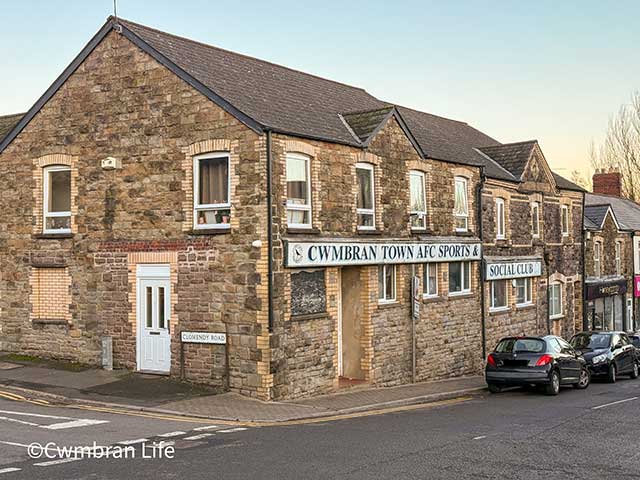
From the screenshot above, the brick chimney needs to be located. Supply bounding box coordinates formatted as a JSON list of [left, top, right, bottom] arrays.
[[592, 168, 622, 197]]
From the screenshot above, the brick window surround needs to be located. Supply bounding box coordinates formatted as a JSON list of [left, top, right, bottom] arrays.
[[181, 139, 239, 232], [33, 153, 79, 235], [29, 267, 72, 324]]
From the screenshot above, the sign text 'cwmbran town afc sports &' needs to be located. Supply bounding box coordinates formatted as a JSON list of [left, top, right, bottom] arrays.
[[285, 241, 481, 268]]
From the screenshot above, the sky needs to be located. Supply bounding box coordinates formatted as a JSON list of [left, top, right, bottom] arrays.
[[1, 1, 639, 180]]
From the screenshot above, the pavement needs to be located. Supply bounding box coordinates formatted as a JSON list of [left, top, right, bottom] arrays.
[[0, 358, 485, 423], [0, 375, 639, 479]]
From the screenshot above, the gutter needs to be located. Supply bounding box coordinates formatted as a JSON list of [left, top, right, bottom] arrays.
[[477, 167, 487, 358], [266, 130, 274, 332]]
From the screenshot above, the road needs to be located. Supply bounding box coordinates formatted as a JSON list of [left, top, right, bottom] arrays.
[[0, 377, 639, 479]]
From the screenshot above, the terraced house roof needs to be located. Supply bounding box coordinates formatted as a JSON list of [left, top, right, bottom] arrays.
[[0, 113, 24, 142], [0, 17, 581, 192]]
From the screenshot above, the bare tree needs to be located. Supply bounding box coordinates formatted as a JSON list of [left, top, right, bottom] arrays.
[[591, 91, 640, 201]]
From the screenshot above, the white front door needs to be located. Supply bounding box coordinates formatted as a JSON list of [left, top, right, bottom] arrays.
[[137, 265, 171, 373]]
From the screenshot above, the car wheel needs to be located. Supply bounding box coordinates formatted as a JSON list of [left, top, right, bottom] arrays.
[[545, 370, 561, 396], [487, 383, 502, 394], [573, 368, 590, 389], [630, 362, 639, 379], [607, 363, 617, 383]]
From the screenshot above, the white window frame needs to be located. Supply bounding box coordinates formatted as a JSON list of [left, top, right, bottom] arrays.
[[43, 165, 72, 234], [454, 176, 469, 232], [409, 170, 427, 231], [448, 261, 471, 296], [615, 241, 622, 275], [515, 277, 533, 307], [594, 241, 602, 277], [549, 282, 563, 319], [495, 198, 505, 240], [531, 202, 540, 238], [490, 280, 509, 312], [193, 152, 231, 230], [286, 152, 312, 229], [356, 162, 375, 230], [378, 264, 397, 304], [561, 205, 569, 236], [423, 263, 438, 298]]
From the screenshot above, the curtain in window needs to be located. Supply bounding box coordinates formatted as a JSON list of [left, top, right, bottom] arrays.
[[287, 157, 308, 204], [454, 180, 468, 216], [357, 168, 373, 210], [410, 174, 425, 212], [199, 157, 228, 205]]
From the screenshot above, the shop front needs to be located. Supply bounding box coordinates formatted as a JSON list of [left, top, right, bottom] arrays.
[[585, 278, 628, 332]]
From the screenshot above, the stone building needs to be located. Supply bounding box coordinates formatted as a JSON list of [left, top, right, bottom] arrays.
[[0, 17, 583, 400], [584, 170, 640, 332], [477, 141, 585, 347]]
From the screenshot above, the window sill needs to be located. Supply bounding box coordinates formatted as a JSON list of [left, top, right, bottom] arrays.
[[550, 314, 565, 321], [489, 307, 509, 314], [34, 233, 74, 240], [189, 228, 231, 236], [448, 292, 474, 299], [32, 318, 69, 326], [422, 295, 443, 303], [287, 227, 320, 235], [357, 229, 382, 236], [290, 312, 329, 322], [378, 300, 399, 308], [516, 303, 535, 310]]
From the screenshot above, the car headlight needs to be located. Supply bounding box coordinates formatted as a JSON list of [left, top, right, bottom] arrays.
[[592, 354, 607, 365]]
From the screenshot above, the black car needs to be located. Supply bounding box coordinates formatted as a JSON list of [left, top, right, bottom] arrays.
[[485, 336, 590, 395], [570, 331, 639, 383]]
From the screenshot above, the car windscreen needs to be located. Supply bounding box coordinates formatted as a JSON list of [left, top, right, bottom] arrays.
[[570, 333, 611, 350], [495, 338, 545, 354]]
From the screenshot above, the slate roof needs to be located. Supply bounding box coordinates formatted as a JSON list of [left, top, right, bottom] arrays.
[[476, 141, 537, 179], [0, 17, 587, 196], [552, 173, 585, 192], [584, 204, 614, 231], [0, 113, 24, 141], [586, 193, 640, 231]]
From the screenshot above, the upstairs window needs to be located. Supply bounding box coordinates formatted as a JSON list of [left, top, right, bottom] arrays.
[[43, 165, 71, 233], [594, 241, 602, 277], [449, 261, 471, 295], [454, 177, 469, 232], [531, 202, 540, 238], [423, 263, 438, 297], [495, 198, 505, 240], [615, 241, 622, 275], [409, 170, 427, 230], [286, 153, 312, 228], [561, 205, 569, 236], [194, 153, 231, 229], [356, 163, 375, 229]]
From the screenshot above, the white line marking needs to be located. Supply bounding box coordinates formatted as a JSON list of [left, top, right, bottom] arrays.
[[33, 458, 81, 467], [193, 425, 220, 431], [184, 433, 214, 441], [473, 435, 487, 440], [0, 416, 40, 427], [217, 427, 247, 433], [0, 468, 21, 474], [158, 431, 186, 437], [118, 438, 147, 445], [0, 409, 71, 420], [592, 397, 638, 410], [42, 419, 109, 430]]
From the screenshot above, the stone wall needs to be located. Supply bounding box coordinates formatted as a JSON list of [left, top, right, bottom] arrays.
[[0, 31, 270, 397]]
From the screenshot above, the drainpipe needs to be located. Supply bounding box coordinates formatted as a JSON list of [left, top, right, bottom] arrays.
[[543, 193, 551, 335], [477, 168, 487, 358], [581, 192, 587, 331], [266, 129, 274, 332]]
